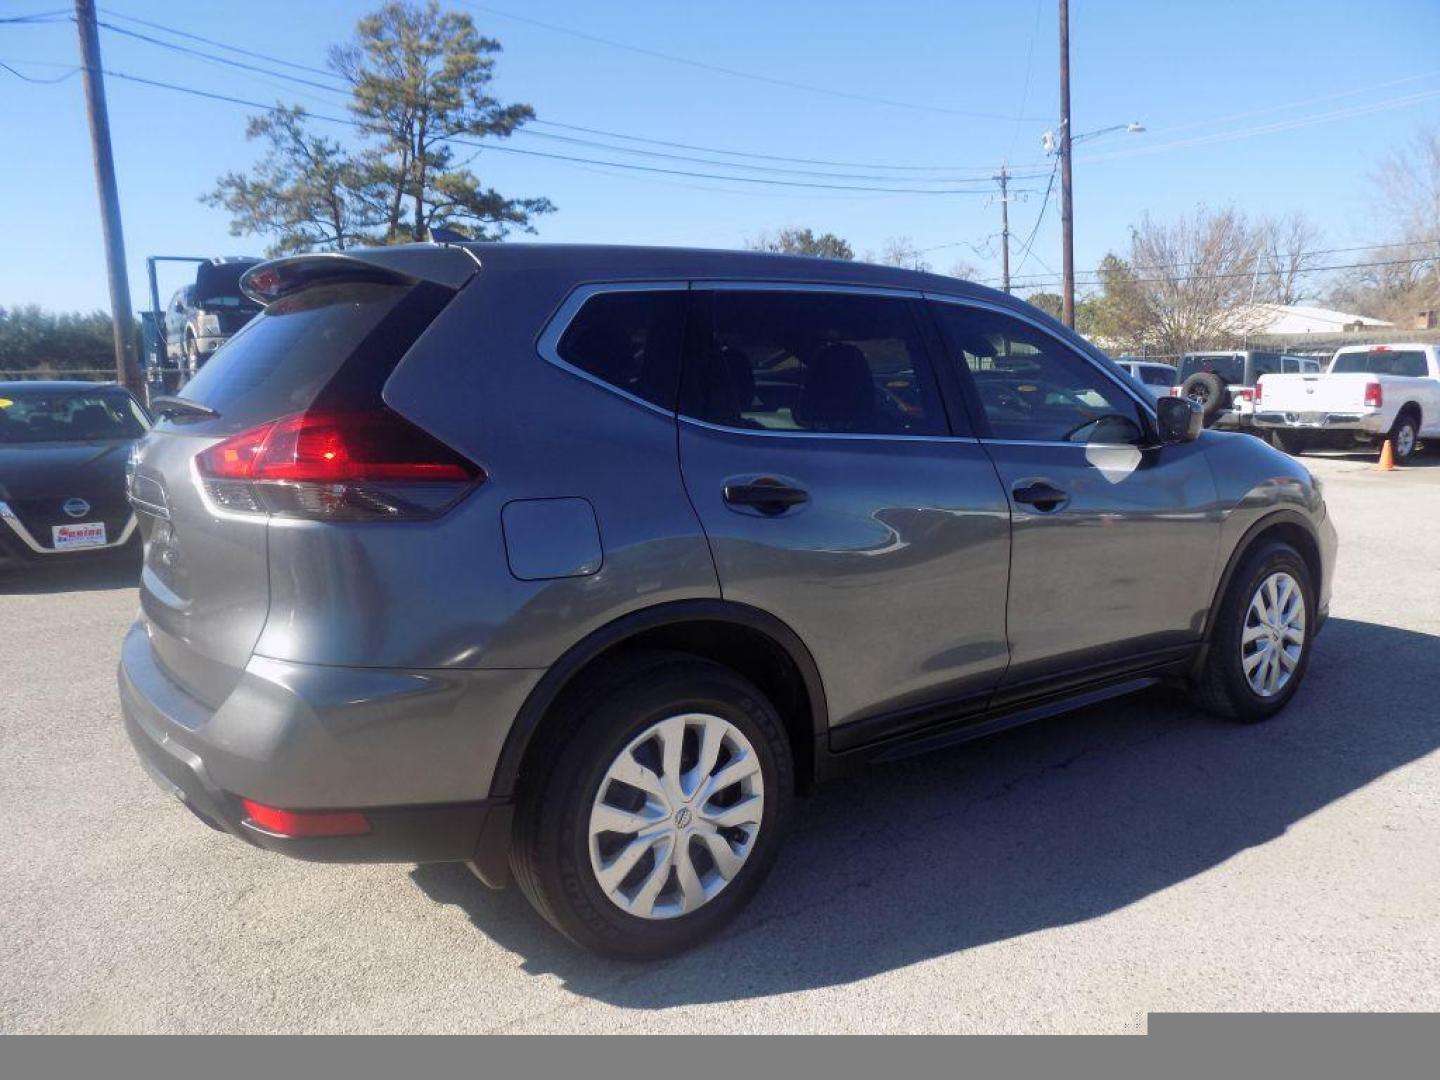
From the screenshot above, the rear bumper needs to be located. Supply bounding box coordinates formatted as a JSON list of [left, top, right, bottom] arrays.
[[1253, 411, 1387, 434], [117, 620, 539, 878]]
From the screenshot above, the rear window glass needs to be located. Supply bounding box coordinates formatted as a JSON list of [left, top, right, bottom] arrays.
[[555, 289, 687, 409], [1137, 365, 1176, 386], [162, 281, 449, 434], [1179, 355, 1244, 384], [1331, 350, 1428, 377]]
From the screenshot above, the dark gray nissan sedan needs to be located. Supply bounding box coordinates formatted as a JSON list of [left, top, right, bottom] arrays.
[[118, 243, 1336, 959]]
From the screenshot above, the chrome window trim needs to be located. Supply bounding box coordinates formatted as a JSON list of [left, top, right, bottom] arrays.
[[536, 280, 690, 418], [679, 414, 979, 444], [0, 500, 137, 555], [922, 290, 1160, 425], [693, 280, 925, 300]]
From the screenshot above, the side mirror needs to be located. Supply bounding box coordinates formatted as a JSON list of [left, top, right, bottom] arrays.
[[1156, 396, 1203, 444]]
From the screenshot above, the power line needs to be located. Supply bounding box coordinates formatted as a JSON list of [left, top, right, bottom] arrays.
[[1080, 86, 1440, 165], [513, 126, 1049, 184], [30, 64, 1020, 196], [1005, 254, 1440, 291], [0, 58, 78, 82], [94, 18, 351, 94], [457, 1, 1050, 122], [528, 119, 1044, 174], [97, 5, 337, 77], [87, 10, 1045, 182], [1005, 237, 1440, 286], [1150, 67, 1440, 140], [1011, 156, 1061, 277]]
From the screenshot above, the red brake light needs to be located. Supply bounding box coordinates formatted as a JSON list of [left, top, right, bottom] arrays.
[[1365, 382, 1383, 408], [197, 409, 482, 519], [241, 799, 370, 838], [198, 410, 476, 483], [1253, 380, 1262, 405]]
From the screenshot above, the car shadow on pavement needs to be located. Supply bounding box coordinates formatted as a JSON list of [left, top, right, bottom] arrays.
[[0, 553, 141, 594], [411, 616, 1440, 1007]]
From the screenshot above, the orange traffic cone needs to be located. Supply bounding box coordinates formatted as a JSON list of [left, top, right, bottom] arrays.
[[1377, 439, 1396, 471]]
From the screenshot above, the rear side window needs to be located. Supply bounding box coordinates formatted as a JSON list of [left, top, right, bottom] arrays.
[[1138, 365, 1176, 386], [682, 289, 945, 436], [554, 289, 688, 409], [163, 280, 452, 435], [1251, 354, 1281, 378]]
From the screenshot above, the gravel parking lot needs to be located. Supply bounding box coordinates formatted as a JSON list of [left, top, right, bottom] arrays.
[[2, 449, 1438, 1034]]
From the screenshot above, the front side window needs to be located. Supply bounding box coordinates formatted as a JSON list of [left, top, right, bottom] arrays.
[[554, 289, 687, 410], [932, 302, 1144, 444], [682, 289, 944, 436]]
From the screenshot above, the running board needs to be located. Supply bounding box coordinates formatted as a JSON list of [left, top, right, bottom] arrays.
[[863, 676, 1160, 764]]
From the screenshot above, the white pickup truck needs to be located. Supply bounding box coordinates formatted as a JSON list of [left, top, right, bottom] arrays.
[[1253, 343, 1440, 463]]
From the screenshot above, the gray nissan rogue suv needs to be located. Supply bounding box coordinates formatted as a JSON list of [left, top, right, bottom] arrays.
[[119, 243, 1337, 959]]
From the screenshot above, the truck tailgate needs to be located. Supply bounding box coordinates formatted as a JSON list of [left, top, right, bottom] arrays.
[[1259, 373, 1375, 413]]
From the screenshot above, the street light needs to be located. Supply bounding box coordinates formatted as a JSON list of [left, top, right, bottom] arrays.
[[1040, 119, 1145, 328]]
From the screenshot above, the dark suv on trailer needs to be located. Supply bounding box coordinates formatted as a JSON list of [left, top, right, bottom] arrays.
[[119, 244, 1336, 959]]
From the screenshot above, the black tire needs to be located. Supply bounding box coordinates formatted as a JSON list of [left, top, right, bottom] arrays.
[[1181, 372, 1227, 421], [1389, 411, 1420, 464], [1270, 430, 1310, 456], [510, 652, 794, 960], [1194, 541, 1315, 723]]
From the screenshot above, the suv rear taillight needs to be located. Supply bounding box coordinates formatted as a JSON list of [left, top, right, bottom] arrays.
[[196, 409, 483, 520], [1253, 379, 1263, 405], [1364, 382, 1384, 408]]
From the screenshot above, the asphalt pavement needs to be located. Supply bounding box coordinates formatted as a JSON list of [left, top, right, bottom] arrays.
[[2, 449, 1438, 1033]]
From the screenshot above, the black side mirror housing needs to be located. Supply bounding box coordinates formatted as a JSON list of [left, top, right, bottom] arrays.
[[1156, 396, 1204, 444]]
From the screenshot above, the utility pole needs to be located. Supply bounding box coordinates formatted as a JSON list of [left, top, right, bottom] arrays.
[[1057, 0, 1075, 328], [74, 0, 142, 396], [995, 165, 1012, 294]]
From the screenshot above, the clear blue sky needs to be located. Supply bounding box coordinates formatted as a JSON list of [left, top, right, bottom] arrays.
[[2, 0, 1438, 313]]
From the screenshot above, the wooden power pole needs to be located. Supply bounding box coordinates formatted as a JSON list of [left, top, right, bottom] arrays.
[[74, 0, 143, 395], [996, 165, 1011, 294], [1058, 0, 1075, 328]]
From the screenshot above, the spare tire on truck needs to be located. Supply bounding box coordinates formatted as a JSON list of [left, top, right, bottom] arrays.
[[1181, 372, 1227, 423]]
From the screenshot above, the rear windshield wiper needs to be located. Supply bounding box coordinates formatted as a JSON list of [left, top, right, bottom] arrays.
[[150, 395, 220, 422]]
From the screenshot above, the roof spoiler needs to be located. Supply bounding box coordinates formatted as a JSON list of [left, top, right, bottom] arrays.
[[240, 247, 480, 305]]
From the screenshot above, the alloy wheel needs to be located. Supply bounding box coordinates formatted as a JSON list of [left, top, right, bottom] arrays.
[[1395, 422, 1416, 459], [1240, 571, 1306, 698], [587, 712, 764, 920]]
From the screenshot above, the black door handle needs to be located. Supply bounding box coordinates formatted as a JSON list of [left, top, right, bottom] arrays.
[[723, 479, 809, 516], [1011, 480, 1069, 512]]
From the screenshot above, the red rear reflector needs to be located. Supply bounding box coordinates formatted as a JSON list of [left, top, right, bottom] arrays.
[[1365, 381, 1383, 408], [241, 799, 371, 838]]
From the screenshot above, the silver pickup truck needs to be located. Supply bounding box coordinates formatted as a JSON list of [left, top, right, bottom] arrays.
[[1253, 343, 1440, 463]]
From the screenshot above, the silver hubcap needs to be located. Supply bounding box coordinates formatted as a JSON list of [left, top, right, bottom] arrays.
[[1396, 424, 1415, 457], [1241, 571, 1306, 697], [588, 713, 765, 920]]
